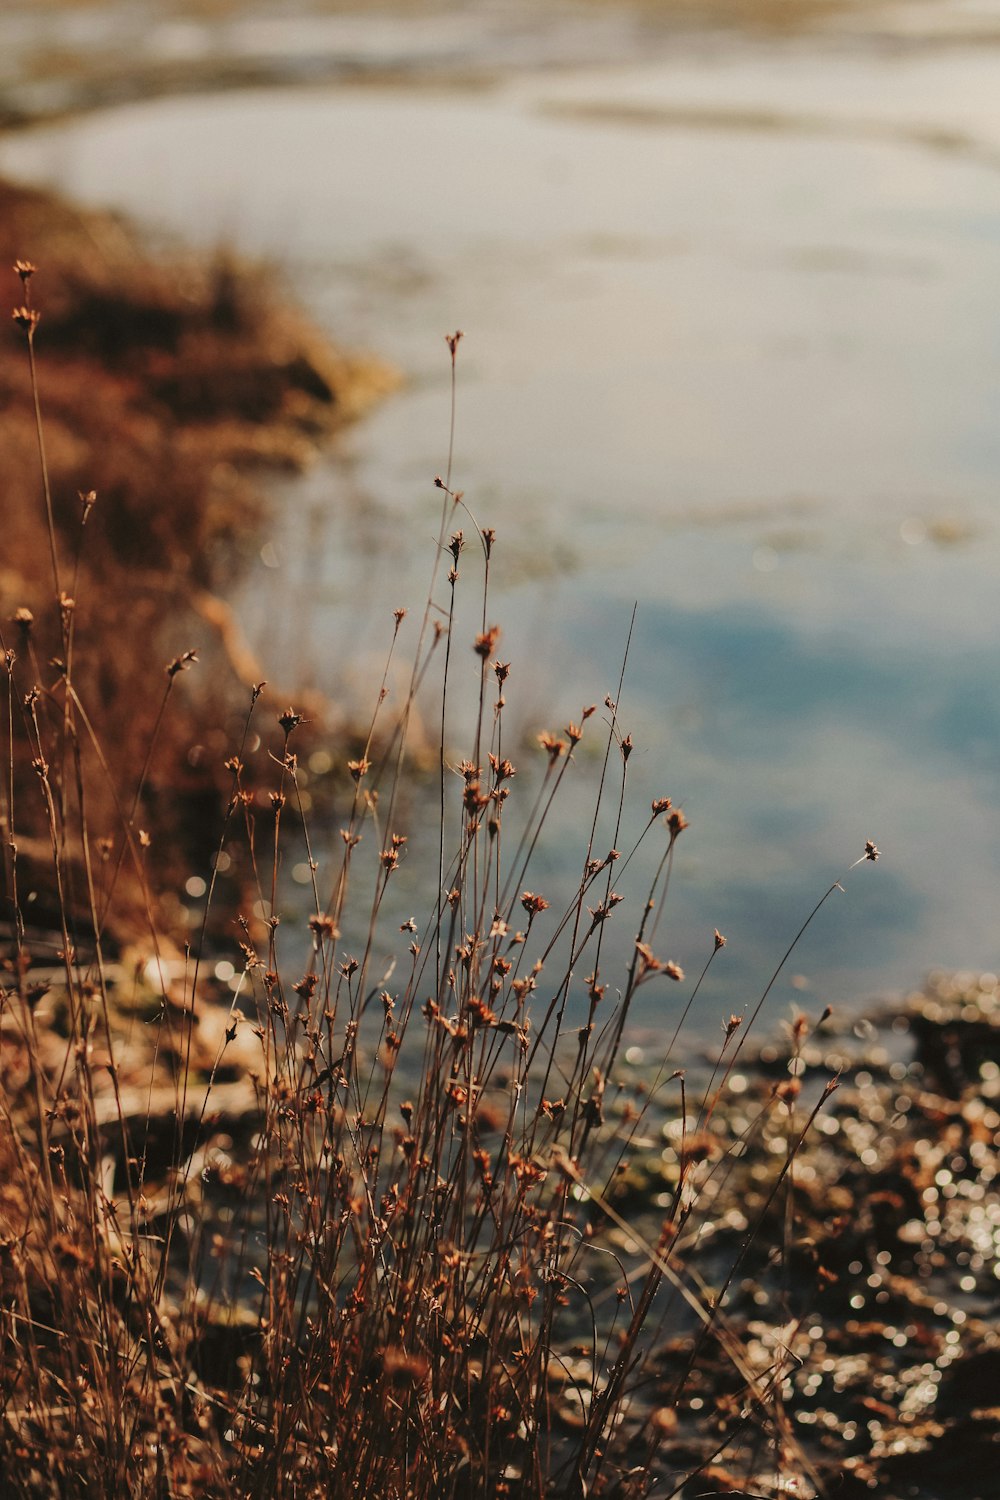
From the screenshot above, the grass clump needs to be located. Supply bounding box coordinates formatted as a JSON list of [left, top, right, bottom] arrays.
[[0, 270, 887, 1500], [0, 177, 395, 927]]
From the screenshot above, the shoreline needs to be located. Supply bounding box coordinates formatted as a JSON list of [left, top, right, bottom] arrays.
[[0, 170, 397, 943], [3, 950, 997, 1496], [4, 0, 1000, 140]]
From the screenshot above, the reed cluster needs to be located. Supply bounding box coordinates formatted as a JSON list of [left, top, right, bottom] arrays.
[[0, 278, 869, 1498]]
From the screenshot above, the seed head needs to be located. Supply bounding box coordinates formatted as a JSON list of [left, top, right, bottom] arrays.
[[474, 625, 500, 660], [864, 839, 880, 862], [588, 893, 624, 925], [635, 941, 661, 973], [166, 649, 198, 678], [538, 730, 566, 761], [489, 753, 516, 782], [12, 305, 40, 334]]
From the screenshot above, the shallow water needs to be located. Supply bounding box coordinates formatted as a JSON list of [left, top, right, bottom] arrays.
[[2, 12, 1000, 1030]]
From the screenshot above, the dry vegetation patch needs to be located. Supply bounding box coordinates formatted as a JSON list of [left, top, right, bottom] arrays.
[[0, 174, 395, 934], [0, 169, 996, 1500]]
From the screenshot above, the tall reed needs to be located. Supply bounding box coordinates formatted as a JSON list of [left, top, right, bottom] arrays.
[[0, 280, 875, 1499]]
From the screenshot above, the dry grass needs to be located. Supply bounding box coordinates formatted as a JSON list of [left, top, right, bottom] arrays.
[[0, 264, 880, 1500], [0, 176, 395, 935]]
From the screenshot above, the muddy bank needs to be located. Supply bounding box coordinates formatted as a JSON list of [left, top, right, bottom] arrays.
[[2, 953, 997, 1497], [589, 972, 1000, 1497], [0, 172, 396, 942]]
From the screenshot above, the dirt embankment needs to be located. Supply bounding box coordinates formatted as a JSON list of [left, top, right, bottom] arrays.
[[0, 173, 396, 944]]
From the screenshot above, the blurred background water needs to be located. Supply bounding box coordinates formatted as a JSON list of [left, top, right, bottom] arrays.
[[2, 0, 999, 1033]]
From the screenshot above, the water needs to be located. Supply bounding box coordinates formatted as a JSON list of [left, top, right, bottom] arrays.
[[2, 12, 999, 1032]]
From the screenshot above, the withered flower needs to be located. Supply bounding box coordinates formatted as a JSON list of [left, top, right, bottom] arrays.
[[309, 913, 339, 940], [538, 730, 566, 761], [474, 625, 500, 659], [12, 305, 39, 333], [166, 649, 198, 678]]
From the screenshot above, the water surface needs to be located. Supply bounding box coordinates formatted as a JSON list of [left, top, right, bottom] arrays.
[[2, 20, 999, 1030]]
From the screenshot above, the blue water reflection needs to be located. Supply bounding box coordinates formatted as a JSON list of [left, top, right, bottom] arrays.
[[1, 14, 998, 1031]]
